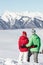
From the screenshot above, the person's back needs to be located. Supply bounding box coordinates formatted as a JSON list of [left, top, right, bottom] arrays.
[[18, 35, 29, 52], [30, 34, 41, 52]]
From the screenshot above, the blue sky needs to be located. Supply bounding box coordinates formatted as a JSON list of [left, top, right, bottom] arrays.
[[0, 0, 43, 15]]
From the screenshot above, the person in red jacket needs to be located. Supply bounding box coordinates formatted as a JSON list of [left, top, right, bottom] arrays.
[[18, 31, 29, 64]]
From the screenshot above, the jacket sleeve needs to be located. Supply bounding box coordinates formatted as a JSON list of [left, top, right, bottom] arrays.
[[36, 37, 41, 50], [18, 37, 21, 49], [26, 36, 33, 47]]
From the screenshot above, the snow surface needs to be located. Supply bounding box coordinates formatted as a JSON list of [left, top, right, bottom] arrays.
[[0, 29, 43, 65], [0, 54, 43, 65]]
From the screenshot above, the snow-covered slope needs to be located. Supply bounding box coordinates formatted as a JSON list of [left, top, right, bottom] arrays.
[[0, 11, 43, 29], [0, 29, 43, 65], [0, 55, 43, 65]]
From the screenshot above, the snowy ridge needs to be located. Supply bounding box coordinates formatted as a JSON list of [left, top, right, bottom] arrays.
[[0, 11, 43, 29]]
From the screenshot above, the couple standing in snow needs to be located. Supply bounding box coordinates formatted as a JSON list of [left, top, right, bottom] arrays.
[[18, 29, 41, 64]]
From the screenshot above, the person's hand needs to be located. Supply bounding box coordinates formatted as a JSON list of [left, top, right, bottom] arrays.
[[20, 45, 26, 48], [29, 45, 37, 48]]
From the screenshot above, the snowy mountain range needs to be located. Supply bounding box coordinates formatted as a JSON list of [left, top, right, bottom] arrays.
[[0, 11, 43, 29]]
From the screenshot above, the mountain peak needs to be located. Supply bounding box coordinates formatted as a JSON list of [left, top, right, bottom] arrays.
[[0, 11, 43, 29], [1, 11, 43, 21]]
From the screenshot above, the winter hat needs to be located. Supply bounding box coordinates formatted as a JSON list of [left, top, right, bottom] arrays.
[[32, 29, 36, 34], [22, 31, 27, 36]]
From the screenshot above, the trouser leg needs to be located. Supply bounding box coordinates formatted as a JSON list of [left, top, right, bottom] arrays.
[[33, 52, 38, 63], [18, 52, 24, 63], [23, 52, 28, 62], [27, 51, 32, 62]]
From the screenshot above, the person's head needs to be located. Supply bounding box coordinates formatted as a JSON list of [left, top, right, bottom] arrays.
[[22, 31, 27, 36], [31, 28, 36, 34]]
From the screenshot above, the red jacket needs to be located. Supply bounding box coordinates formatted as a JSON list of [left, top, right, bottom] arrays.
[[18, 35, 29, 52]]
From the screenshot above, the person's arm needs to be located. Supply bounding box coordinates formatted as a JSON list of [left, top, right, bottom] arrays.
[[26, 36, 33, 47], [36, 37, 41, 50], [20, 44, 26, 48], [18, 37, 22, 49]]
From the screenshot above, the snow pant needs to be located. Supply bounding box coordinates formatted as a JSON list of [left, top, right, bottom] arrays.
[[32, 52, 38, 63], [18, 51, 29, 63], [27, 50, 38, 63], [27, 50, 32, 62]]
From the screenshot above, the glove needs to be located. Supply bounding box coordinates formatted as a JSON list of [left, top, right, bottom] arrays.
[[34, 45, 37, 47], [29, 45, 37, 48], [20, 45, 26, 48]]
